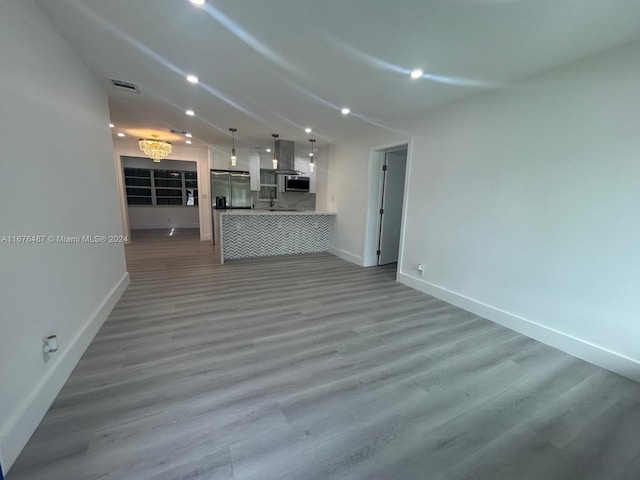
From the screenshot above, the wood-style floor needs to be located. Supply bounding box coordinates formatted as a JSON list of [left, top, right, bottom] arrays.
[[9, 229, 640, 479]]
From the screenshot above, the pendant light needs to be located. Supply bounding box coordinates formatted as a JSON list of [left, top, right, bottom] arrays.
[[309, 138, 316, 173], [229, 128, 237, 167], [272, 134, 279, 170]]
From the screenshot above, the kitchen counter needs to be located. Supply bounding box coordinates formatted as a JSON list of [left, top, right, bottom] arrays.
[[214, 209, 336, 262], [220, 209, 335, 216]]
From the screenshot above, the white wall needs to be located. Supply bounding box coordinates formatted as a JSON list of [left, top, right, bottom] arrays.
[[327, 39, 640, 381], [127, 207, 200, 229], [326, 140, 372, 263], [114, 139, 211, 240], [314, 145, 330, 212], [0, 0, 128, 472]]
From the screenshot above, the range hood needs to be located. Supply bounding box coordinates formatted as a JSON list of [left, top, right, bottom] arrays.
[[274, 139, 306, 175]]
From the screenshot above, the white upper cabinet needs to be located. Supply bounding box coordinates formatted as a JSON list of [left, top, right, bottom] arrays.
[[209, 145, 318, 194], [209, 145, 260, 191], [208, 145, 252, 171]]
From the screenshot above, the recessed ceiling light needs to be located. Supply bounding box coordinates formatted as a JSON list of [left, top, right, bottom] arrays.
[[186, 109, 195, 116], [305, 127, 312, 133], [341, 108, 350, 115], [185, 133, 193, 138], [186, 75, 199, 84], [190, 0, 205, 6], [266, 148, 271, 153], [410, 69, 424, 79], [117, 132, 125, 137], [109, 123, 114, 128], [186, 140, 192, 144]]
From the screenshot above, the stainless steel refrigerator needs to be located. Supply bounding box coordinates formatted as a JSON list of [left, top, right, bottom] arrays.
[[211, 170, 251, 246], [210, 170, 251, 209]]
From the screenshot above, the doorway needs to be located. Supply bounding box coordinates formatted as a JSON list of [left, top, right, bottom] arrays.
[[120, 157, 201, 242], [362, 140, 411, 269], [377, 149, 407, 265]]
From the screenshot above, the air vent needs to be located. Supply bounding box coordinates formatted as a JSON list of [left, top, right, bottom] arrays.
[[170, 129, 188, 135], [109, 78, 139, 93]]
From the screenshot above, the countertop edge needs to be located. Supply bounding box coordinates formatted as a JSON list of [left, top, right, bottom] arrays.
[[219, 210, 336, 216]]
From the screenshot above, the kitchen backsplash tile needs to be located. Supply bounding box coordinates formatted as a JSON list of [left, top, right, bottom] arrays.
[[252, 191, 316, 210]]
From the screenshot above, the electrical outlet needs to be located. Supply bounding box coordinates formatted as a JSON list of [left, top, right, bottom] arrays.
[[417, 264, 424, 276]]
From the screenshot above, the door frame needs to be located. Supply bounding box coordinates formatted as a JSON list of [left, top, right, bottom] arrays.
[[115, 155, 207, 241], [362, 138, 413, 268]]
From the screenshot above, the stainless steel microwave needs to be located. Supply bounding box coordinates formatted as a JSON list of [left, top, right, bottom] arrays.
[[284, 176, 310, 192]]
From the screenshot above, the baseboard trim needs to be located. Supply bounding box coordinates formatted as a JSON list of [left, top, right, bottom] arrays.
[[397, 272, 640, 384], [328, 246, 363, 266], [0, 272, 130, 473]]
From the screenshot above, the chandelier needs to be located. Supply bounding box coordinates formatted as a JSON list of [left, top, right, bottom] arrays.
[[139, 134, 172, 162]]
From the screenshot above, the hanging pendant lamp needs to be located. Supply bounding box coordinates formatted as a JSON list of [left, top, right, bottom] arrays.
[[229, 128, 237, 167], [309, 139, 316, 173], [272, 134, 279, 169]]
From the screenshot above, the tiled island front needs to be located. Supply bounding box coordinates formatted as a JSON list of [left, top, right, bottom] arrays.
[[215, 210, 336, 263]]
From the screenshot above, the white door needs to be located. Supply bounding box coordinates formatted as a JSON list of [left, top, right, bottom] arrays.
[[377, 150, 407, 265]]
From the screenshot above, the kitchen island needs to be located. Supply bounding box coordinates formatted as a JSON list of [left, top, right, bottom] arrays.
[[214, 209, 336, 263]]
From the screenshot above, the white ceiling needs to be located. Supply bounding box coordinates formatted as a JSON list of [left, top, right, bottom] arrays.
[[36, 0, 640, 150]]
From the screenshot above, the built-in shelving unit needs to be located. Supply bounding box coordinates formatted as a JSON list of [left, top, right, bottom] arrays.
[[259, 168, 278, 201]]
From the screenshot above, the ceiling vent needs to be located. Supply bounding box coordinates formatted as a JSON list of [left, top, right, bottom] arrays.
[[170, 129, 189, 135], [109, 78, 139, 93]]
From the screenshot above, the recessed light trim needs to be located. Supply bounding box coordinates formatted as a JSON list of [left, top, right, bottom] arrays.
[[190, 0, 205, 6], [341, 108, 350, 115], [410, 69, 424, 79], [186, 140, 192, 144], [109, 123, 115, 128], [305, 127, 312, 133], [117, 132, 125, 137], [186, 109, 195, 116], [266, 148, 271, 153], [185, 133, 193, 138], [186, 74, 199, 84]]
